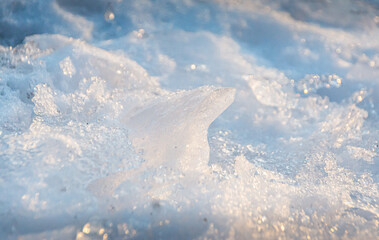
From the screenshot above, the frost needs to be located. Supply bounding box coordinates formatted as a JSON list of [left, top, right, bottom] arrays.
[[1, 0, 379, 239], [347, 146, 376, 163], [59, 56, 76, 77], [296, 74, 343, 94]]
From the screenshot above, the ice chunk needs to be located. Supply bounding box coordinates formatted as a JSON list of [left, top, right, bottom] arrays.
[[26, 34, 159, 92], [320, 105, 368, 148], [246, 75, 297, 108], [124, 86, 235, 172], [88, 86, 235, 196]]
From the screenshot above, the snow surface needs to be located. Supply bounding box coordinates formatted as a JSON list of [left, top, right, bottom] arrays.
[[0, 0, 378, 239]]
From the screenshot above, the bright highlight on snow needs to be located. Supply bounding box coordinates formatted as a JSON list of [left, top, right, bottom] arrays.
[[0, 0, 378, 239]]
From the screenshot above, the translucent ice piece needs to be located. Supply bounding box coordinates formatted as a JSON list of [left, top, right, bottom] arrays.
[[124, 86, 236, 173], [88, 86, 235, 196]]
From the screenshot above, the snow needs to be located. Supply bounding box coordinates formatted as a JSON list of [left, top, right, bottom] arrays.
[[0, 0, 378, 239]]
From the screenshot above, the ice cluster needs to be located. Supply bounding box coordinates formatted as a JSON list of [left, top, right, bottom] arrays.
[[0, 0, 378, 239]]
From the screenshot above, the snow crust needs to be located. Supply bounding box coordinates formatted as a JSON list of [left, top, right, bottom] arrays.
[[0, 0, 378, 239]]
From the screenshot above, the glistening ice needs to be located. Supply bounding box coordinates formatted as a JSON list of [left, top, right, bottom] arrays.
[[0, 0, 378, 239]]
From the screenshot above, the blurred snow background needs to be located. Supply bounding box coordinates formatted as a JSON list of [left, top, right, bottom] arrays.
[[0, 0, 378, 239]]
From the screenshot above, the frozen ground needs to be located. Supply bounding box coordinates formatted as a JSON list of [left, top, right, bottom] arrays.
[[0, 0, 378, 239]]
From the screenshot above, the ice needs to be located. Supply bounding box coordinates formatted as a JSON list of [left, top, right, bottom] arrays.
[[123, 86, 235, 172], [89, 86, 235, 196], [1, 0, 379, 239]]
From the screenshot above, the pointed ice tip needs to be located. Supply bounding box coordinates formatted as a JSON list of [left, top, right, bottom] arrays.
[[194, 86, 236, 123], [212, 87, 236, 105]]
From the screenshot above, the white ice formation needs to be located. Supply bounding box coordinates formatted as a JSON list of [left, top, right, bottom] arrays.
[[0, 0, 378, 239]]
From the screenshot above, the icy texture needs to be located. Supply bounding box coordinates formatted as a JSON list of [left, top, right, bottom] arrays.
[[1, 0, 379, 239]]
